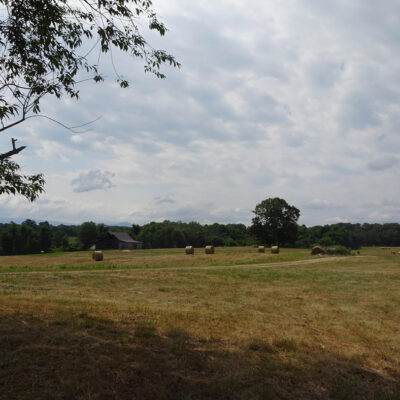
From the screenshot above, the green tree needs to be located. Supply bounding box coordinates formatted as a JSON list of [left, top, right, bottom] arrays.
[[225, 223, 251, 246], [0, 158, 45, 201], [96, 223, 108, 240], [0, 0, 179, 200], [51, 230, 68, 250], [38, 223, 53, 252], [130, 224, 141, 239], [22, 219, 38, 231], [0, 224, 16, 254], [77, 221, 99, 250], [251, 197, 300, 246], [17, 223, 36, 254]]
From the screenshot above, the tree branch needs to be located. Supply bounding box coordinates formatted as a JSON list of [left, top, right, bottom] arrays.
[[0, 138, 26, 160]]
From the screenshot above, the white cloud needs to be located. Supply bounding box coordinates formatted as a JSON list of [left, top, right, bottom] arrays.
[[325, 216, 349, 224], [2, 0, 400, 226]]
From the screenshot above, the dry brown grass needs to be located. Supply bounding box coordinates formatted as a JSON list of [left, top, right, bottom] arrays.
[[0, 246, 310, 270], [0, 247, 399, 399]]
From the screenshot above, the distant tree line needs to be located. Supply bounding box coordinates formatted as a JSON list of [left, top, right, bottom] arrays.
[[295, 223, 400, 249], [0, 219, 399, 255], [0, 220, 252, 255], [0, 220, 74, 255], [133, 221, 252, 248]]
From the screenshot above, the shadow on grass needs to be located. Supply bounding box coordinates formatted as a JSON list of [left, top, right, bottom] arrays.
[[0, 314, 399, 400]]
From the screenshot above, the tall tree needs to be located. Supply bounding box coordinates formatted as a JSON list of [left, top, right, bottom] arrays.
[[251, 197, 300, 246], [77, 221, 99, 249], [38, 224, 53, 252], [0, 0, 179, 200]]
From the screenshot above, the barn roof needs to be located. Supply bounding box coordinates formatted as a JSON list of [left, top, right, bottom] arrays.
[[108, 231, 143, 244]]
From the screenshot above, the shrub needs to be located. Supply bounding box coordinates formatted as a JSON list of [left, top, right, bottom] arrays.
[[224, 237, 238, 247], [332, 245, 350, 255]]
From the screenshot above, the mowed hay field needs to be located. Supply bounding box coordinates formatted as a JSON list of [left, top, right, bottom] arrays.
[[0, 248, 399, 400]]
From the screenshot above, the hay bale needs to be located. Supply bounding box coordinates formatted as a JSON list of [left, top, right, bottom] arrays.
[[185, 245, 194, 255], [92, 251, 103, 261], [311, 245, 325, 255], [271, 246, 279, 254], [258, 246, 265, 253], [205, 245, 214, 254]]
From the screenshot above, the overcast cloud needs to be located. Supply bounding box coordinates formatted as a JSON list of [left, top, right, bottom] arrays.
[[1, 0, 399, 226], [71, 170, 115, 193]]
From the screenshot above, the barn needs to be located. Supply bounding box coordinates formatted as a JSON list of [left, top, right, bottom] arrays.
[[95, 231, 143, 250]]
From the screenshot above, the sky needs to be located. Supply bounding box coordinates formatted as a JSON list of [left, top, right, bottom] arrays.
[[1, 0, 400, 226]]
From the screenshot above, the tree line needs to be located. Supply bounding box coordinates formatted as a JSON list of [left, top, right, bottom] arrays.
[[296, 223, 400, 249], [0, 220, 252, 255], [0, 219, 399, 255]]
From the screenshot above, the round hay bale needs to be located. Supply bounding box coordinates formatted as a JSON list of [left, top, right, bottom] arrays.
[[205, 245, 215, 254], [311, 245, 325, 256], [258, 246, 265, 253], [185, 245, 194, 255], [271, 246, 279, 254], [92, 251, 103, 261]]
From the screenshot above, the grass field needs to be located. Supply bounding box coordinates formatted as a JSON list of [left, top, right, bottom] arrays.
[[0, 247, 399, 399]]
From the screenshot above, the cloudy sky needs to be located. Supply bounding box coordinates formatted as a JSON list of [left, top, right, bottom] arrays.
[[1, 0, 400, 226]]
